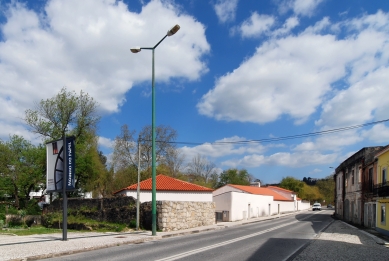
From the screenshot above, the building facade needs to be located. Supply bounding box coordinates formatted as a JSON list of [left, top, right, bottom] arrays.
[[374, 146, 389, 236], [334, 146, 383, 225]]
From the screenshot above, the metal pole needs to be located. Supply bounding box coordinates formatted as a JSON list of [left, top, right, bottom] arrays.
[[62, 132, 67, 241], [136, 135, 141, 231], [151, 48, 157, 236]]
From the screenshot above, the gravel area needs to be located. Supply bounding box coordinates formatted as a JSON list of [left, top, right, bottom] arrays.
[[292, 220, 389, 261]]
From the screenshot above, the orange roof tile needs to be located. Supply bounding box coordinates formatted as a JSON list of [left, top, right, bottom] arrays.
[[228, 184, 292, 201], [267, 186, 295, 193], [114, 174, 213, 194]]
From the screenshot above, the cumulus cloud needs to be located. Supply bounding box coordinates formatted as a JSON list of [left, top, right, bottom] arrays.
[[279, 0, 325, 17], [222, 150, 337, 168], [213, 0, 239, 23], [361, 124, 389, 144], [98, 136, 114, 149], [179, 136, 266, 162], [197, 11, 389, 128], [0, 0, 210, 140], [233, 12, 275, 38]]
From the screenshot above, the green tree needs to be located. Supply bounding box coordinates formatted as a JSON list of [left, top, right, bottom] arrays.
[[316, 175, 335, 204], [24, 88, 101, 192], [24, 87, 100, 140], [0, 135, 45, 209], [280, 176, 304, 195], [217, 169, 250, 188], [299, 183, 323, 202]]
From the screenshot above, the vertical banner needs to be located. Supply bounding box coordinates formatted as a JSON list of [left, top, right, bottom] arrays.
[[46, 137, 75, 192], [66, 136, 75, 190]]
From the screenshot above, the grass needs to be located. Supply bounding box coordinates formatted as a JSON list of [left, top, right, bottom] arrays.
[[0, 226, 63, 236]]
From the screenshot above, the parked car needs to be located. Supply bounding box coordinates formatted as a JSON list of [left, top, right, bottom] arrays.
[[312, 203, 322, 211], [327, 204, 333, 208]]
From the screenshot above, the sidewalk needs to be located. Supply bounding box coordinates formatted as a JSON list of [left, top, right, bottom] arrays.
[[0, 211, 387, 261], [291, 220, 389, 261]]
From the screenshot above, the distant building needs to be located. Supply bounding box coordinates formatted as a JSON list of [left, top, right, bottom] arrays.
[[113, 174, 213, 202]]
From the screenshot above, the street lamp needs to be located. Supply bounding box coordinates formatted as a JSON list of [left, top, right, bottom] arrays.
[[131, 24, 180, 236]]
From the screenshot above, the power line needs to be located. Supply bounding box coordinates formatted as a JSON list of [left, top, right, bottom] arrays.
[[165, 118, 389, 146]]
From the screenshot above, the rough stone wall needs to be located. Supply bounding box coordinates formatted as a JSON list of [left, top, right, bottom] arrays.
[[145, 201, 215, 232], [44, 196, 137, 224]]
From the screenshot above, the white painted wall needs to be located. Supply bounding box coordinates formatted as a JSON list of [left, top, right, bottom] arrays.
[[115, 190, 213, 202], [297, 200, 311, 211], [271, 200, 297, 214], [213, 191, 273, 221]]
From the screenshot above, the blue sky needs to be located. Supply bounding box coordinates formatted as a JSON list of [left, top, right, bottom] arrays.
[[1, 0, 389, 184]]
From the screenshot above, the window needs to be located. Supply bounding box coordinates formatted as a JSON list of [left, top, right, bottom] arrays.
[[338, 177, 340, 190], [351, 169, 354, 185], [383, 168, 387, 184], [358, 167, 362, 183], [345, 174, 348, 187], [368, 168, 373, 192], [381, 205, 386, 224]]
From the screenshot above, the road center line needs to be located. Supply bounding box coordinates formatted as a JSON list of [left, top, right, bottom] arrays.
[[156, 219, 300, 261]]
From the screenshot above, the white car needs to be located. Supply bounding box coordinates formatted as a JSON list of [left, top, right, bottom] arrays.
[[312, 203, 322, 211]]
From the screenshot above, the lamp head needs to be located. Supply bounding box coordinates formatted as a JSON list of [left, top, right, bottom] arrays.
[[167, 24, 180, 36], [130, 47, 141, 53]]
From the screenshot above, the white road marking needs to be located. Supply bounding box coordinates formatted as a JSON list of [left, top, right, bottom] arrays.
[[156, 220, 300, 261]]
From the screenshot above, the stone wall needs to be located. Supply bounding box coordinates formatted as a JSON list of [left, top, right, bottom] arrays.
[[44, 197, 137, 224], [141, 201, 216, 232], [44, 197, 215, 232]]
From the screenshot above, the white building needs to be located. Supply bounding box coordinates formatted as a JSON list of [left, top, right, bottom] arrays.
[[114, 174, 213, 202], [213, 184, 310, 222]]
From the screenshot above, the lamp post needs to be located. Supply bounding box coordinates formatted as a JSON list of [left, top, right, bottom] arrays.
[[131, 24, 180, 236]]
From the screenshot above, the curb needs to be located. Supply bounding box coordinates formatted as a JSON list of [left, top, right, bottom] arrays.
[[8, 236, 162, 261], [339, 221, 388, 245]]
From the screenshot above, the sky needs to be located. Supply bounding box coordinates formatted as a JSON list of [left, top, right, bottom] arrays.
[[1, 0, 389, 185]]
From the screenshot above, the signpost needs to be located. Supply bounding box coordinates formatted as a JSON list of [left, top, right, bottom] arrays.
[[46, 136, 75, 241]]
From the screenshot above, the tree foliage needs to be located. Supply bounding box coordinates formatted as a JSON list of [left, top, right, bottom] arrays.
[[0, 135, 45, 209], [280, 176, 304, 195], [25, 87, 100, 140], [217, 168, 250, 188], [24, 88, 101, 193]]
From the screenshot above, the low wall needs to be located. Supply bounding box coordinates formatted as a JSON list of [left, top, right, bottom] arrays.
[[142, 201, 215, 232], [43, 197, 215, 232]]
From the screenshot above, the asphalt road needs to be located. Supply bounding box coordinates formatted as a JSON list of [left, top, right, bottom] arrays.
[[45, 210, 334, 261]]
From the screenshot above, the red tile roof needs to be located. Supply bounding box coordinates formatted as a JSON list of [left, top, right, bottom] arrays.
[[114, 174, 213, 194], [228, 184, 292, 201], [267, 186, 295, 193]]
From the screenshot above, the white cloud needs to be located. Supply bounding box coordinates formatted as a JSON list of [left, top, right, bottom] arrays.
[[222, 150, 337, 168], [279, 0, 325, 17], [0, 0, 210, 141], [361, 124, 389, 144], [179, 136, 266, 162], [213, 0, 239, 23], [198, 11, 389, 128], [293, 130, 363, 152], [234, 12, 275, 38], [272, 16, 299, 37], [98, 136, 114, 149]]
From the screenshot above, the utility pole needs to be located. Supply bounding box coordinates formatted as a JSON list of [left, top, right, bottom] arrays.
[[136, 135, 141, 231]]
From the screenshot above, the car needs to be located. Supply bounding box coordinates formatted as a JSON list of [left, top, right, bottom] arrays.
[[327, 204, 333, 208], [312, 203, 322, 211]]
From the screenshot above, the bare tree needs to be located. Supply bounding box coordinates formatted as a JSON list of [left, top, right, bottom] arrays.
[[138, 125, 178, 171], [161, 147, 184, 177], [112, 124, 179, 174], [186, 154, 217, 183], [112, 125, 137, 171]]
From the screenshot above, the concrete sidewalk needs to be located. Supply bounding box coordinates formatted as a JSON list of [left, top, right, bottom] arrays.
[[0, 211, 387, 261]]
